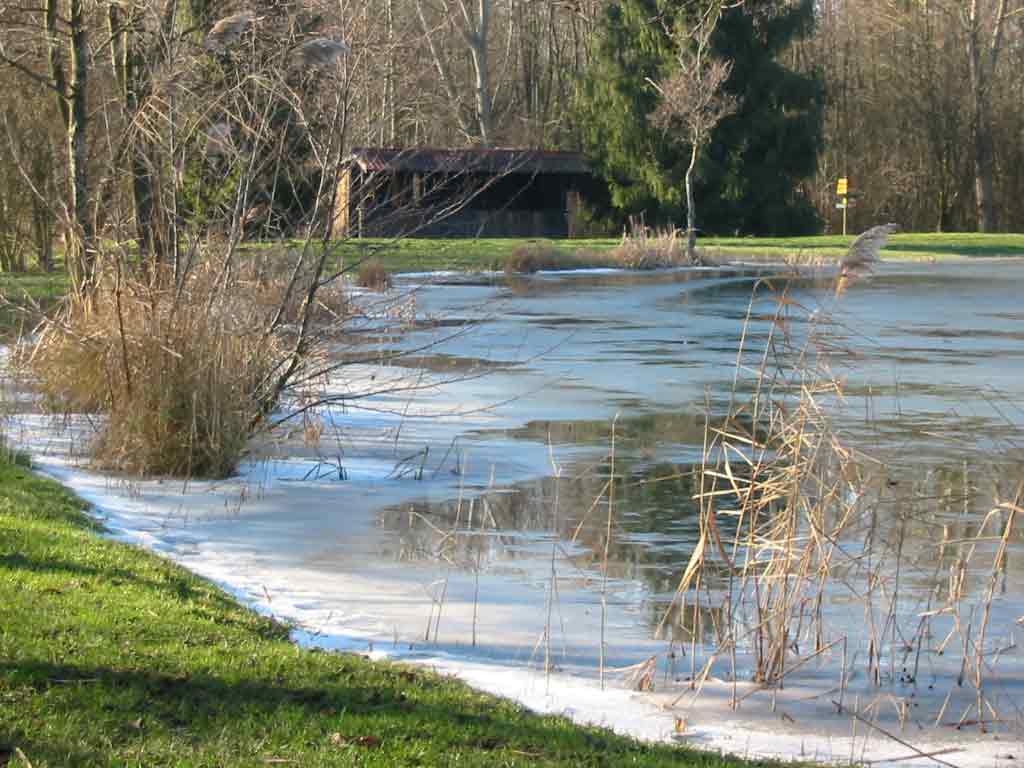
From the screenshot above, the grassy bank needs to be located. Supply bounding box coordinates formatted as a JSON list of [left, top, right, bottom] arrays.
[[259, 237, 620, 275], [3, 231, 1022, 318], [0, 457, 764, 767], [306, 231, 1024, 274], [702, 231, 1024, 262]]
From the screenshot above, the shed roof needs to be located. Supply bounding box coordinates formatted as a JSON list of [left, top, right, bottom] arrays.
[[347, 147, 589, 175]]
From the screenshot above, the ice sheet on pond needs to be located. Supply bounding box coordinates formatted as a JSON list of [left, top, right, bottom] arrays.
[[6, 261, 1024, 766]]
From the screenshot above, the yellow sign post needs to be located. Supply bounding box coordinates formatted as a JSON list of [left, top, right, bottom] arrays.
[[836, 177, 849, 235]]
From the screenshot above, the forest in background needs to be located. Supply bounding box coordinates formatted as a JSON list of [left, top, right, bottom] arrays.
[[1, 0, 1023, 276]]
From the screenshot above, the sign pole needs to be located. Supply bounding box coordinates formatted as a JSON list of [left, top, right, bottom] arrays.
[[836, 177, 849, 236]]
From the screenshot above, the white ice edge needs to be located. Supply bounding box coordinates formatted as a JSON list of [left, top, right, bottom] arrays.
[[24, 454, 1019, 768], [394, 265, 731, 282]]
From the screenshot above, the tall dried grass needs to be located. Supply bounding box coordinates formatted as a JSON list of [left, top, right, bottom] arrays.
[[504, 234, 691, 276], [610, 227, 688, 269], [0, 391, 20, 467], [246, 248, 349, 325], [357, 259, 393, 291], [665, 280, 1023, 735], [504, 242, 570, 274], [656, 284, 874, 690], [782, 249, 831, 267], [21, 255, 330, 478]]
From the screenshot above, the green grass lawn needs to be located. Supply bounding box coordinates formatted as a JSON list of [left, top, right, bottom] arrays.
[[0, 453, 776, 768], [245, 237, 620, 274], [3, 231, 1022, 313], [701, 232, 1024, 261], [290, 232, 1024, 274]]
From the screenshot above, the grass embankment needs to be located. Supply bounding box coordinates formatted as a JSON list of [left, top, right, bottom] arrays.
[[308, 232, 1024, 274], [276, 238, 621, 275], [702, 231, 1024, 263], [0, 458, 765, 768], [3, 231, 1022, 324]]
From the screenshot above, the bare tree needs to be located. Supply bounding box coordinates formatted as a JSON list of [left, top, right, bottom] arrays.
[[650, 5, 737, 264], [414, 0, 499, 144], [0, 0, 95, 290], [0, 79, 59, 273], [105, 0, 186, 270], [963, 0, 1019, 231], [808, 0, 1023, 233]]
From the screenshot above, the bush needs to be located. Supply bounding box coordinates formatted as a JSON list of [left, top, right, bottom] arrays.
[[247, 247, 349, 324], [23, 259, 307, 478], [609, 227, 687, 269], [504, 242, 574, 274], [506, 238, 695, 275], [356, 259, 392, 291]]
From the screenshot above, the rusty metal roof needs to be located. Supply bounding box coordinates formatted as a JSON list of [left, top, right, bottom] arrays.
[[347, 147, 589, 175]]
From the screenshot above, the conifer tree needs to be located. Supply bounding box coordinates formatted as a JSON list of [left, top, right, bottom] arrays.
[[577, 0, 824, 236]]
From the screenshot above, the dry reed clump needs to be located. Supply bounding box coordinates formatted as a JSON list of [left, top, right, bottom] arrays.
[[22, 261, 295, 478], [504, 242, 570, 274], [506, 232, 695, 276], [610, 227, 687, 269], [0, 377, 14, 463], [246, 248, 349, 325], [357, 259, 393, 291], [659, 284, 872, 689], [665, 284, 895, 697], [505, 242, 634, 274], [0, 402, 29, 468], [782, 249, 829, 267], [0, 433, 27, 468], [665, 281, 1023, 734]]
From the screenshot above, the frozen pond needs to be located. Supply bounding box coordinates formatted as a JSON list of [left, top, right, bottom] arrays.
[[8, 259, 1024, 765]]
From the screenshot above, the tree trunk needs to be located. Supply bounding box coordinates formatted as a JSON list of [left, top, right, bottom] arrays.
[[48, 0, 94, 294], [469, 0, 493, 144], [685, 140, 699, 265], [68, 0, 95, 291], [967, 36, 997, 232], [973, 113, 997, 231], [416, 0, 494, 144], [414, 0, 476, 141], [965, 0, 1006, 232], [33, 202, 54, 272], [384, 0, 396, 144], [109, 2, 170, 271]]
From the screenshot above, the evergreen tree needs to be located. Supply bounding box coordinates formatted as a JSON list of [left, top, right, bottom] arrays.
[[577, 0, 824, 235]]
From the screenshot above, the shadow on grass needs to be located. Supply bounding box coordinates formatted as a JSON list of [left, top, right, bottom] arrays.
[[0, 658, 658, 767]]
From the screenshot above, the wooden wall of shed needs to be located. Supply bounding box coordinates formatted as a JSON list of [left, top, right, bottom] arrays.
[[332, 169, 351, 238], [357, 207, 572, 238], [332, 167, 595, 239]]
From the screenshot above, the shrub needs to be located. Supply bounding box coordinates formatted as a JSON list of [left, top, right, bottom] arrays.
[[247, 248, 349, 324], [783, 249, 829, 267], [23, 259, 304, 478], [356, 259, 392, 291], [571, 248, 615, 269], [609, 227, 687, 269], [504, 242, 568, 274]]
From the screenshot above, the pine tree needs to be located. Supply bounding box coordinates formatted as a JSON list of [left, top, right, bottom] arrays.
[[577, 0, 824, 236], [576, 0, 683, 220]]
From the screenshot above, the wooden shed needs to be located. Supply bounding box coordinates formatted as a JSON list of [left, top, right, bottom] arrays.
[[332, 147, 592, 239]]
